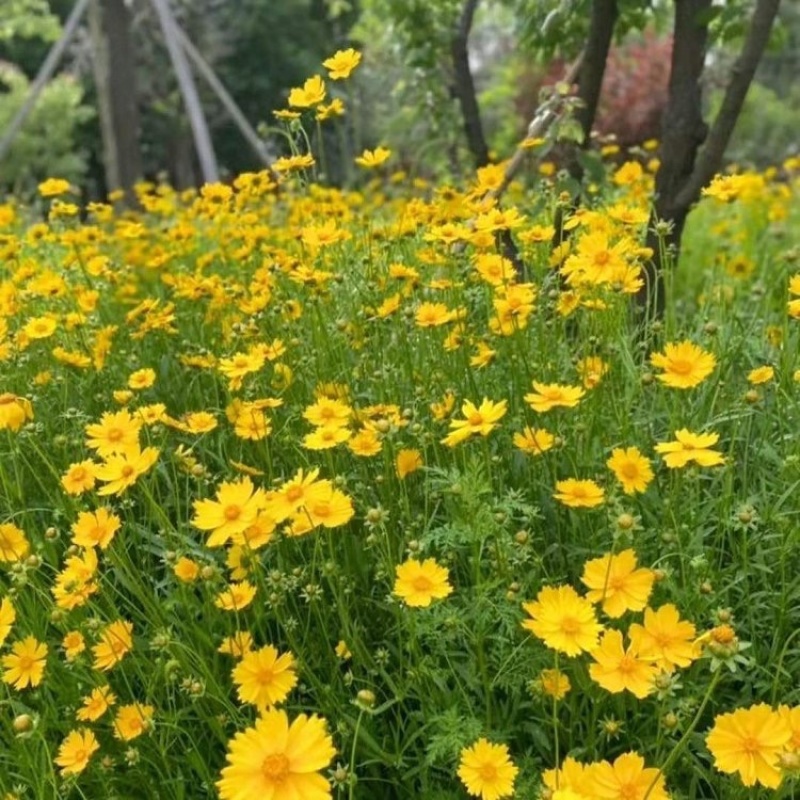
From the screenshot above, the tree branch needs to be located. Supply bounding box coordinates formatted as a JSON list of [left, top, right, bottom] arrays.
[[451, 0, 490, 168], [675, 0, 782, 209]]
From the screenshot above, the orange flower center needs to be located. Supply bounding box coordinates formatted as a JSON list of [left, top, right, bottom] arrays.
[[609, 575, 625, 591], [72, 468, 87, 480], [257, 667, 275, 686], [73, 748, 88, 763], [619, 785, 639, 800], [741, 736, 761, 754], [560, 616, 579, 634], [617, 653, 637, 674], [412, 576, 433, 593], [107, 428, 124, 442], [621, 463, 639, 479], [478, 763, 498, 782], [468, 412, 484, 426], [285, 486, 303, 502], [0, 394, 15, 405], [311, 502, 331, 518], [17, 655, 34, 672], [594, 251, 610, 266], [261, 753, 290, 781], [224, 505, 242, 521], [667, 359, 692, 375], [121, 465, 135, 478]]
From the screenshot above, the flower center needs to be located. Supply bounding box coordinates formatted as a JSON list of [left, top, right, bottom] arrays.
[[413, 576, 433, 593], [311, 502, 331, 518], [17, 655, 34, 672], [257, 667, 275, 686], [121, 465, 135, 478], [619, 785, 639, 800], [618, 653, 637, 674], [468, 413, 484, 426], [285, 486, 303, 502], [478, 763, 498, 782], [224, 505, 242, 521], [561, 616, 579, 635], [621, 463, 639, 479], [107, 428, 124, 442], [594, 251, 610, 266], [261, 753, 290, 781], [74, 748, 88, 763], [669, 359, 692, 375]]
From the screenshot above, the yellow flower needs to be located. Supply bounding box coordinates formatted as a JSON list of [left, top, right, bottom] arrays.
[[113, 703, 154, 741], [2, 636, 47, 689], [581, 549, 655, 618], [393, 558, 453, 608], [128, 368, 156, 390], [85, 409, 143, 458], [232, 645, 298, 711], [215, 581, 258, 611], [654, 429, 725, 468], [173, 556, 201, 582], [583, 751, 669, 799], [70, 507, 121, 550], [457, 738, 518, 800], [23, 315, 57, 339], [192, 476, 266, 548], [628, 604, 700, 672], [524, 381, 585, 412], [606, 447, 654, 495], [650, 340, 716, 389], [588, 629, 658, 698], [76, 686, 116, 722], [513, 426, 555, 456], [217, 709, 336, 800], [747, 365, 774, 385], [219, 631, 254, 659], [62, 630, 86, 661], [60, 460, 98, 495], [0, 393, 34, 432], [355, 147, 391, 168], [55, 729, 100, 776], [288, 75, 326, 108], [415, 301, 455, 327], [322, 48, 362, 79], [396, 448, 423, 479], [522, 584, 602, 656], [553, 478, 605, 508], [303, 425, 351, 450], [0, 522, 29, 562], [0, 597, 15, 646], [706, 703, 791, 788], [303, 397, 352, 428], [38, 177, 72, 197], [538, 668, 571, 700], [441, 398, 507, 447], [92, 620, 134, 671], [94, 446, 160, 496]]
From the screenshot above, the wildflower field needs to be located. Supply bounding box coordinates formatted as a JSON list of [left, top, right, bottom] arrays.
[[3, 60, 800, 800]]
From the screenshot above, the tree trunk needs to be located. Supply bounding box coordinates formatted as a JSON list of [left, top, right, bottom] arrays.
[[638, 0, 782, 316], [451, 0, 490, 169], [89, 0, 142, 204]]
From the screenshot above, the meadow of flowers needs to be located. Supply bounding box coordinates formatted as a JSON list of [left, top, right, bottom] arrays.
[[2, 52, 800, 800]]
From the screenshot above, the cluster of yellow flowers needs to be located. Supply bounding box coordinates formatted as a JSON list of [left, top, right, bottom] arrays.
[[1, 48, 800, 800]]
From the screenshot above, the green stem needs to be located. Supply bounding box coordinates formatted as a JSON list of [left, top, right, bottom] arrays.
[[643, 670, 722, 800], [348, 708, 366, 800]]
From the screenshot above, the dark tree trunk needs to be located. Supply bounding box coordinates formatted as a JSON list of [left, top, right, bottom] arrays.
[[89, 0, 142, 205], [569, 0, 618, 178], [638, 0, 782, 316], [451, 0, 490, 169]]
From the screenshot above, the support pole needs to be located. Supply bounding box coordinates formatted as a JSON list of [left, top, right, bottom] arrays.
[[173, 23, 276, 174], [0, 0, 92, 165], [149, 0, 219, 184]]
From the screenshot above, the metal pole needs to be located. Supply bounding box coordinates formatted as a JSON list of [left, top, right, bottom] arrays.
[[173, 23, 276, 173], [149, 0, 219, 183], [0, 0, 92, 165]]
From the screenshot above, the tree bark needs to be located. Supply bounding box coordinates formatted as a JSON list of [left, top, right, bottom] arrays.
[[89, 0, 142, 204], [570, 0, 618, 173], [638, 0, 782, 317], [451, 0, 490, 169], [637, 0, 712, 317]]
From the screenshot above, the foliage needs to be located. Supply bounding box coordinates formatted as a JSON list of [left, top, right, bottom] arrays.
[[0, 0, 60, 43], [1, 58, 800, 797], [0, 63, 94, 195]]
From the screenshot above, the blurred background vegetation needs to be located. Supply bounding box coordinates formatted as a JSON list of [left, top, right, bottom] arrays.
[[0, 0, 798, 199]]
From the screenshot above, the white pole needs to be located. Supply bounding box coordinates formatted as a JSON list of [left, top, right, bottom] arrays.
[[149, 0, 219, 183]]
